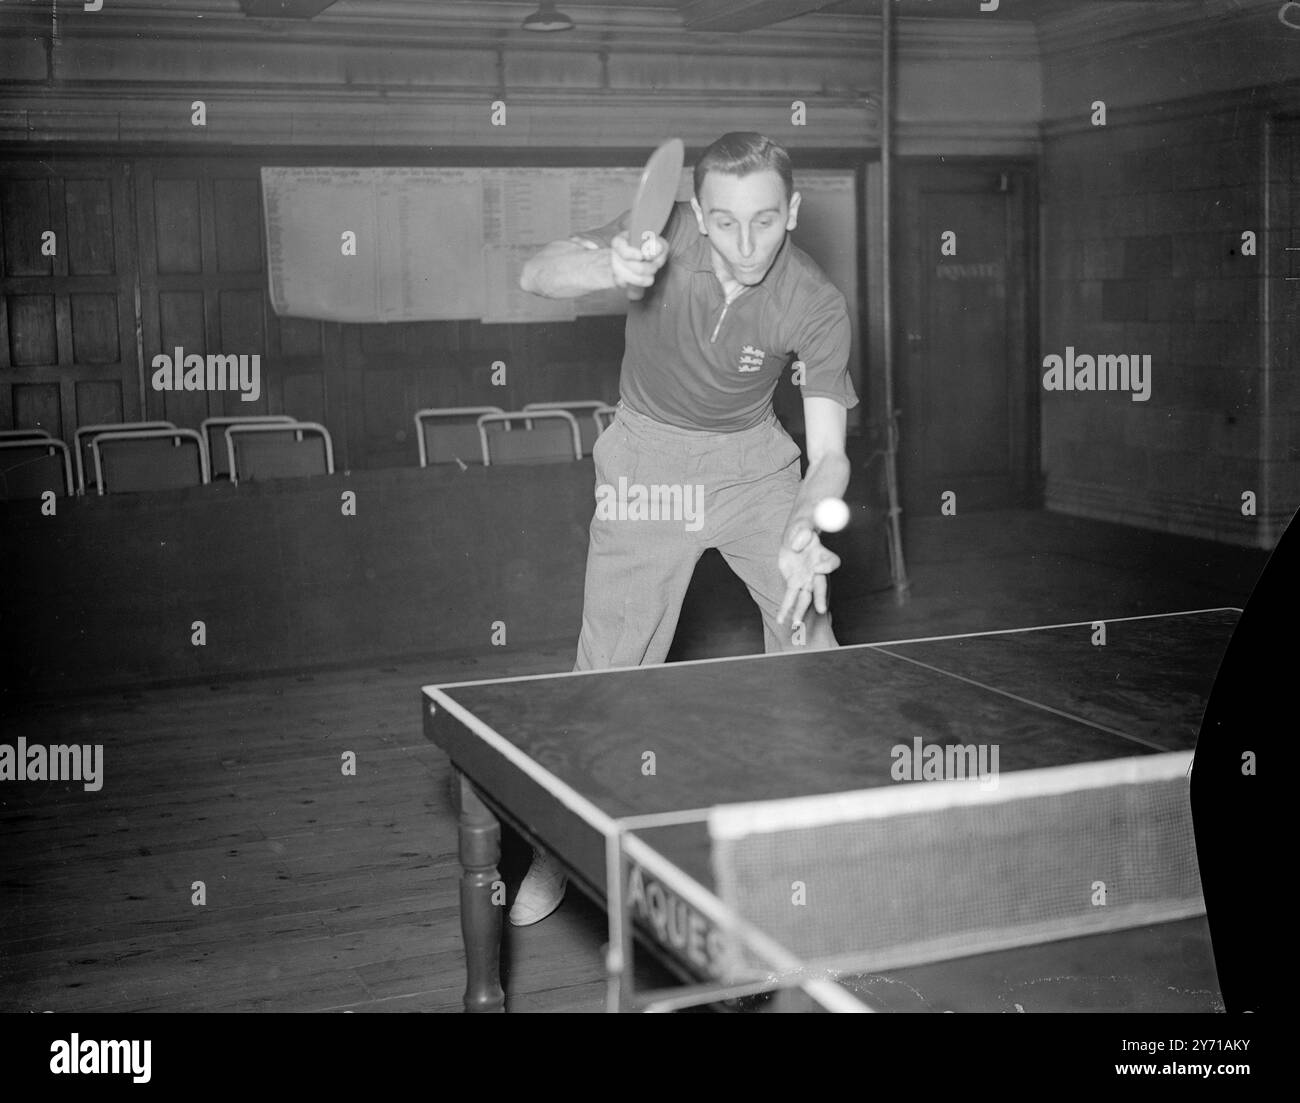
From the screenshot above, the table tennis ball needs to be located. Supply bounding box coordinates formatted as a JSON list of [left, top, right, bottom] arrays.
[[813, 497, 850, 533]]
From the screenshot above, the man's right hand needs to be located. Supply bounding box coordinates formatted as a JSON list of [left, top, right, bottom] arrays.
[[610, 231, 669, 292]]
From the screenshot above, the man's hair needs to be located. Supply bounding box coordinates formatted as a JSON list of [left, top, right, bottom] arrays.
[[693, 132, 793, 202]]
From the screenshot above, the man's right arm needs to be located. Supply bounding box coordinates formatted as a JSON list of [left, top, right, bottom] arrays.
[[519, 240, 620, 299], [519, 224, 670, 300]]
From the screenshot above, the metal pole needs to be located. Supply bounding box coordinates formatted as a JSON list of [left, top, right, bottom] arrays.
[[880, 0, 910, 604]]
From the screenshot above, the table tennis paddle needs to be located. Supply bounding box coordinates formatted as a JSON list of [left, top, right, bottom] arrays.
[[625, 138, 684, 301]]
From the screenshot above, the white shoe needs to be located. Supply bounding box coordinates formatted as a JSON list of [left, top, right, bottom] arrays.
[[509, 849, 568, 927]]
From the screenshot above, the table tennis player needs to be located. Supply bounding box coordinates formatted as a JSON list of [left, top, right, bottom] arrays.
[[512, 131, 858, 925]]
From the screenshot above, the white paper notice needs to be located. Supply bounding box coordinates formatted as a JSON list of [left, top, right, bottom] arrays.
[[482, 246, 577, 324], [375, 167, 485, 321], [481, 169, 571, 246], [263, 167, 381, 322], [262, 166, 486, 322], [257, 163, 862, 330], [568, 167, 639, 237]]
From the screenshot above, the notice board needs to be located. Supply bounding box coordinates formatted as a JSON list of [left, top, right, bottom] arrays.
[[261, 165, 859, 336]]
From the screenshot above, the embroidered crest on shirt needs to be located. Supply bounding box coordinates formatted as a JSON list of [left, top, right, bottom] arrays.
[[738, 345, 765, 373]]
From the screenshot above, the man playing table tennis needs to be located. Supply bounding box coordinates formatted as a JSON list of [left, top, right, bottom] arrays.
[[514, 131, 857, 924]]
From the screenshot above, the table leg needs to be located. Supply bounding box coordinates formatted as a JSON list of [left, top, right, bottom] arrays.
[[456, 771, 505, 1013]]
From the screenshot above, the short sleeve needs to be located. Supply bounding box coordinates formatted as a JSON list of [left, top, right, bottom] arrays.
[[790, 285, 858, 409]]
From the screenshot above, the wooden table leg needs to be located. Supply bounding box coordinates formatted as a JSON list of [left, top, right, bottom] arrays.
[[456, 771, 505, 1013]]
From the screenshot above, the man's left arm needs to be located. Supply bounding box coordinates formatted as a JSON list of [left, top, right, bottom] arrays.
[[776, 396, 850, 627]]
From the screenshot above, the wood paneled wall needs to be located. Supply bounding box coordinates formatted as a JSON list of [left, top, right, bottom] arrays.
[[1039, 102, 1298, 549], [1, 154, 628, 470], [0, 4, 1042, 157], [1032, 6, 1300, 548], [0, 162, 139, 437]]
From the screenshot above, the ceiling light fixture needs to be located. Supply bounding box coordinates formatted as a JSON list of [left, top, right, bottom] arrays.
[[522, 2, 575, 32]]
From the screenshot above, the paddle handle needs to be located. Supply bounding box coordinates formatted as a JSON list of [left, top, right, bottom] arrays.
[[623, 228, 658, 302]]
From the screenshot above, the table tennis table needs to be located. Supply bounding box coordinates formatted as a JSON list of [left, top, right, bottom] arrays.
[[422, 607, 1236, 1013]]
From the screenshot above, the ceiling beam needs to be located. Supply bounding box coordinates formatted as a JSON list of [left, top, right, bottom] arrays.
[[238, 0, 341, 19], [681, 0, 837, 32]]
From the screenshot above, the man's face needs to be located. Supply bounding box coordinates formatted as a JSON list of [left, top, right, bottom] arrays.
[[691, 168, 801, 287]]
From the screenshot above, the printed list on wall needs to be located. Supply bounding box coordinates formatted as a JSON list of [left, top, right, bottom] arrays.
[[260, 166, 856, 326]]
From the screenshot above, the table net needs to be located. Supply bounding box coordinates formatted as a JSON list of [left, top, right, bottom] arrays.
[[707, 751, 1205, 984]]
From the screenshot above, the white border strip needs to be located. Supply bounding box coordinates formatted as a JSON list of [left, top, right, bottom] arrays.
[[420, 607, 1240, 692], [708, 751, 1193, 841], [618, 807, 720, 829], [428, 698, 723, 837], [427, 688, 621, 838], [739, 899, 1209, 982], [876, 649, 1174, 752]]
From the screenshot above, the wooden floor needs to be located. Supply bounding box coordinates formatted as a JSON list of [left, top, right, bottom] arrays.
[[0, 508, 1266, 1013]]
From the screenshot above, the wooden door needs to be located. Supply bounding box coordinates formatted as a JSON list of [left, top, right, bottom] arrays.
[[135, 160, 268, 428], [896, 163, 1037, 513]]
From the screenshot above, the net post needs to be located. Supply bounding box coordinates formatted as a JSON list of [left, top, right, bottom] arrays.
[[604, 827, 634, 1013]]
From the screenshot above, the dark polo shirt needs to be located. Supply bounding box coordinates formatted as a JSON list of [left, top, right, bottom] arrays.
[[573, 201, 858, 432]]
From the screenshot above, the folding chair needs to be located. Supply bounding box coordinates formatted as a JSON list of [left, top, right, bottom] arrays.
[[201, 415, 297, 479], [91, 428, 209, 495], [414, 406, 507, 468], [225, 421, 334, 485], [0, 438, 74, 500], [477, 410, 582, 466], [523, 400, 608, 456], [75, 421, 176, 495]]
